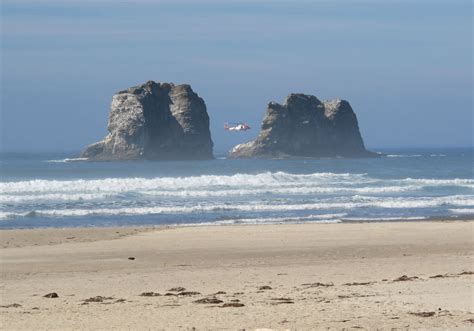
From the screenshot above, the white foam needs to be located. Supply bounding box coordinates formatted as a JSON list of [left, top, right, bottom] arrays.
[[0, 184, 422, 203], [0, 172, 370, 195], [139, 185, 420, 197], [1, 172, 473, 223], [2, 171, 472, 202], [402, 178, 474, 185], [342, 216, 426, 221], [0, 193, 110, 203], [44, 158, 88, 163], [172, 215, 344, 227], [449, 208, 474, 215], [386, 154, 422, 158], [1, 196, 472, 220], [214, 214, 345, 225], [400, 178, 474, 188]]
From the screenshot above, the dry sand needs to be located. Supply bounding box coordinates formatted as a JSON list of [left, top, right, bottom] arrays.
[[1, 221, 473, 330]]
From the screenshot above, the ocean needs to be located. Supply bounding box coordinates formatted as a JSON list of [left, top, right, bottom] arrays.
[[0, 148, 472, 229]]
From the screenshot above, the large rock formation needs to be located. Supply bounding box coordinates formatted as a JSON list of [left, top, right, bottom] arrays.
[[230, 93, 374, 158], [82, 81, 213, 160]]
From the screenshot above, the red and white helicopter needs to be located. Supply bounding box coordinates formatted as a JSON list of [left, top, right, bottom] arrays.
[[224, 122, 251, 132]]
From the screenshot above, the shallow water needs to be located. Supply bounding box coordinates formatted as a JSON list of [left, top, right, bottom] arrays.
[[0, 148, 472, 229]]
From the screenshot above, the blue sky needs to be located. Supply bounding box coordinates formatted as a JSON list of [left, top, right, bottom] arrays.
[[1, 0, 472, 152]]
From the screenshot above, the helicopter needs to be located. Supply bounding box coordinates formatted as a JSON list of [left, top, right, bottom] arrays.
[[224, 122, 251, 132]]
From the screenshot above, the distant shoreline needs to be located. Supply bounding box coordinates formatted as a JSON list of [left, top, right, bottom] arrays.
[[1, 214, 472, 231]]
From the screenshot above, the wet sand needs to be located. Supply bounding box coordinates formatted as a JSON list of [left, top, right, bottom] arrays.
[[1, 221, 473, 329]]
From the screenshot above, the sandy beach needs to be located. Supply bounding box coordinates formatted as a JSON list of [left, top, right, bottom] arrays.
[[1, 221, 473, 330]]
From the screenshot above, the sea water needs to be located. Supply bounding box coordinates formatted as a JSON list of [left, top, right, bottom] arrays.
[[0, 148, 472, 229]]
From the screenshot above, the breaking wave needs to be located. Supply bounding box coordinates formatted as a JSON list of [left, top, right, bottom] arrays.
[[1, 195, 473, 220], [1, 172, 472, 197], [1, 171, 473, 225], [0, 172, 369, 195]]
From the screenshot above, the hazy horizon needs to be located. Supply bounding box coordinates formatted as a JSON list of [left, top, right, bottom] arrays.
[[1, 0, 472, 153]]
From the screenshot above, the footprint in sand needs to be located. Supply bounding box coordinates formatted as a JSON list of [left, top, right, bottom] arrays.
[[344, 282, 374, 286], [271, 298, 294, 305], [409, 311, 436, 317], [140, 292, 161, 297], [0, 303, 22, 308], [301, 282, 334, 288], [221, 302, 245, 308]]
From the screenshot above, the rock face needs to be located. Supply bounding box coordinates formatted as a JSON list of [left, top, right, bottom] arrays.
[[230, 93, 374, 158], [82, 81, 213, 160]]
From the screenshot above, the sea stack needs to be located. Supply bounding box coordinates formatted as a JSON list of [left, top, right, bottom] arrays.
[[81, 81, 214, 160], [230, 93, 374, 158]]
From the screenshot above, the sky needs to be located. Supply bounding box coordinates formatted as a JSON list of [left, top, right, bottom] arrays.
[[1, 0, 472, 153]]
